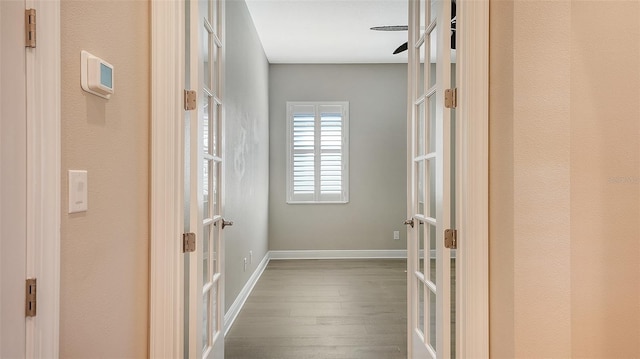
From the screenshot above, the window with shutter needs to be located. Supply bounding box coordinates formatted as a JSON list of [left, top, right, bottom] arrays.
[[286, 102, 349, 203]]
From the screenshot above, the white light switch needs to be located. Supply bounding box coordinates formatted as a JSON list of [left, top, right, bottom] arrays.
[[68, 170, 88, 213]]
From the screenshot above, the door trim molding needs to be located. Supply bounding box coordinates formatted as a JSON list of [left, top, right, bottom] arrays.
[[150, 1, 185, 358], [456, 0, 489, 357], [25, 0, 61, 357]]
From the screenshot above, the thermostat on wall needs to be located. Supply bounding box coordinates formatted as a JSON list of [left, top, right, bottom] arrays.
[[81, 50, 114, 99]]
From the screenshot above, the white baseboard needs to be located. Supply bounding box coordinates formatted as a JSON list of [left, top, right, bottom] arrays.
[[269, 249, 407, 260], [223, 251, 270, 336]]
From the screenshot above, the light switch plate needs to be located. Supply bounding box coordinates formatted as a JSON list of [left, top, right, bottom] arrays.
[[68, 170, 88, 213]]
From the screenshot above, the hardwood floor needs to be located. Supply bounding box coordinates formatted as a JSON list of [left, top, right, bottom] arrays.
[[225, 259, 408, 359]]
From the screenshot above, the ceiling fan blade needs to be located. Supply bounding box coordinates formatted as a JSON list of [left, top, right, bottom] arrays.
[[393, 42, 408, 55], [374, 0, 455, 54], [370, 25, 409, 31], [451, 0, 456, 49]]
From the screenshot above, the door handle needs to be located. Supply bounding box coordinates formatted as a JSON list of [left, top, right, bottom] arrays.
[[404, 219, 414, 228], [222, 219, 234, 229]]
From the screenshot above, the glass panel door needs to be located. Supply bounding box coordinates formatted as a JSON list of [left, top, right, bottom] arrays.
[[185, 0, 225, 357], [407, 0, 453, 357]]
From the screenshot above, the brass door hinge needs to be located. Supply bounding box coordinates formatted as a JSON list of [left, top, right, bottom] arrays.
[[25, 278, 37, 317], [183, 232, 196, 253], [184, 90, 197, 111], [444, 229, 457, 249], [25, 9, 36, 48], [445, 88, 457, 109]]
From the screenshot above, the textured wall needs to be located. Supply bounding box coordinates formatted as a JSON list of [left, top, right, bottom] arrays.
[[490, 0, 640, 357], [60, 1, 149, 357], [569, 2, 640, 356], [224, 0, 270, 312], [269, 64, 407, 251], [488, 1, 515, 357]]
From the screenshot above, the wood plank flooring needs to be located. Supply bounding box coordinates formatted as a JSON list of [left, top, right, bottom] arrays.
[[225, 259, 407, 359]]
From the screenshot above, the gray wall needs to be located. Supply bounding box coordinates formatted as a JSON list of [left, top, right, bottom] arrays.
[[224, 0, 269, 311], [269, 64, 407, 250]]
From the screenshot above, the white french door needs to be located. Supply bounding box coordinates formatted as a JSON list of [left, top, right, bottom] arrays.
[[184, 0, 227, 357], [0, 1, 27, 357], [406, 0, 454, 357]]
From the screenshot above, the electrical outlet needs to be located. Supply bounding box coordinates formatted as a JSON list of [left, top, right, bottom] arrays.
[[249, 250, 253, 264], [243, 258, 247, 271], [393, 231, 400, 240]]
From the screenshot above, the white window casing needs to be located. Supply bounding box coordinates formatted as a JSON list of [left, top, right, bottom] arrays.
[[286, 101, 349, 204]]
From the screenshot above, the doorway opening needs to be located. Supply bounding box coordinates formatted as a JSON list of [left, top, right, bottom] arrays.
[[149, 0, 488, 357]]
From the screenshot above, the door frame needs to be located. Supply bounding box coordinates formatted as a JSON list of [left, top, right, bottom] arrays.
[[149, 0, 489, 357], [454, 0, 489, 357], [149, 0, 186, 357], [23, 0, 61, 357]]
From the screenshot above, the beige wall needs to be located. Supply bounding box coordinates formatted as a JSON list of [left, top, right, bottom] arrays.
[[570, 2, 640, 356], [490, 0, 640, 357], [60, 1, 149, 357]]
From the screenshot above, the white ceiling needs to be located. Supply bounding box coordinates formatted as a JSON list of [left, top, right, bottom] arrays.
[[244, 0, 409, 64]]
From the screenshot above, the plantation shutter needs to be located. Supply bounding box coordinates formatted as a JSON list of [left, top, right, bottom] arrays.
[[292, 105, 315, 200], [287, 102, 349, 203]]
